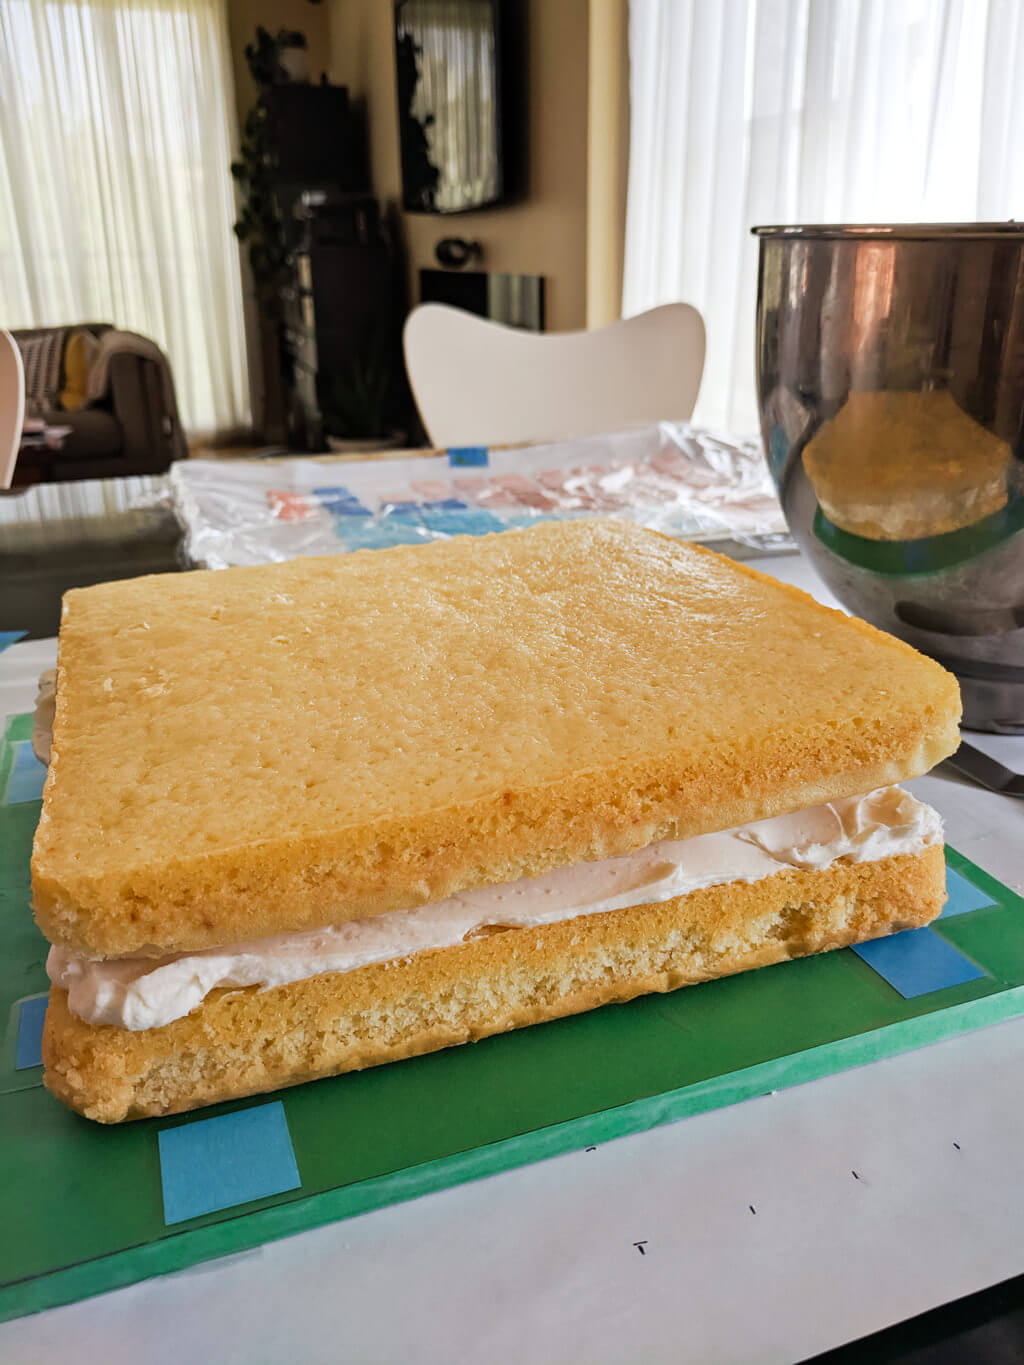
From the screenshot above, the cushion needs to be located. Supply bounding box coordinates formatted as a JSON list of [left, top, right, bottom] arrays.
[[59, 329, 100, 412], [15, 329, 66, 417]]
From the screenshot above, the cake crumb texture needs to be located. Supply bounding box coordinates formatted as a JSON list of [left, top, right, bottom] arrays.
[[32, 520, 960, 955], [42, 847, 946, 1123]]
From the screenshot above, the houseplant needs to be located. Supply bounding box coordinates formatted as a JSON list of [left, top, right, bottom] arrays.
[[230, 28, 308, 439]]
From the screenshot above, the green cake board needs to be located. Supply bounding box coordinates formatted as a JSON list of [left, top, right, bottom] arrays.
[[2, 706, 1024, 1322]]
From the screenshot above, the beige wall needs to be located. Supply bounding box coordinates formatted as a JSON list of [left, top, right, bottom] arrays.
[[330, 0, 590, 332], [587, 0, 629, 326]]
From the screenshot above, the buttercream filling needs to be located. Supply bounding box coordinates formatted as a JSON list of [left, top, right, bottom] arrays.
[[47, 785, 942, 1032]]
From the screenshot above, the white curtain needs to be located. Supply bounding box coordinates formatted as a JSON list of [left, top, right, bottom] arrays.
[[0, 0, 250, 435], [624, 0, 1024, 435]]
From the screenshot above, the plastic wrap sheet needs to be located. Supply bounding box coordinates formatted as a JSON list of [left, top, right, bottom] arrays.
[[170, 424, 791, 570]]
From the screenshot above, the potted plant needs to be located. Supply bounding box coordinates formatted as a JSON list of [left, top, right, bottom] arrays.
[[230, 27, 309, 440], [320, 329, 406, 453]]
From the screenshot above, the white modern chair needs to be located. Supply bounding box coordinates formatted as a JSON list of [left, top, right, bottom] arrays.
[[0, 328, 24, 489], [403, 302, 705, 448]]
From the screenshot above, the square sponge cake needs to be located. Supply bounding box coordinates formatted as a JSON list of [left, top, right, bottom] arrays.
[[33, 521, 961, 1121], [34, 519, 959, 958]]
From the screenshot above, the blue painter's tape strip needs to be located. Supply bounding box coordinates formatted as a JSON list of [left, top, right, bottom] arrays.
[[313, 486, 373, 517], [15, 995, 48, 1070], [852, 927, 985, 1000], [420, 510, 508, 537], [942, 865, 997, 918], [448, 446, 489, 466], [334, 520, 425, 550], [158, 1101, 301, 1225], [4, 742, 46, 805], [0, 630, 28, 652]]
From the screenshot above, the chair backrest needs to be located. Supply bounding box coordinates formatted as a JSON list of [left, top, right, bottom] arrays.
[[403, 302, 705, 448], [0, 329, 25, 490]]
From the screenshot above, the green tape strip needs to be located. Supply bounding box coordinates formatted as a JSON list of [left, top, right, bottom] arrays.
[[5, 714, 34, 744], [812, 494, 1024, 578]]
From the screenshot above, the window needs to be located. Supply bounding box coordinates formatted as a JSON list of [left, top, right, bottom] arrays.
[[625, 0, 1024, 432], [0, 0, 250, 434]]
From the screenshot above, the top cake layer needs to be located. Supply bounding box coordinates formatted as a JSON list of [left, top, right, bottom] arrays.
[[32, 519, 961, 956]]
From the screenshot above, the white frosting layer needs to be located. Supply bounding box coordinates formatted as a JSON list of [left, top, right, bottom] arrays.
[[48, 786, 942, 1031]]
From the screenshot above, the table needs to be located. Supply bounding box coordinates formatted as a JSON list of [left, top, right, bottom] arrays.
[[0, 474, 180, 638], [1, 555, 1023, 1365]]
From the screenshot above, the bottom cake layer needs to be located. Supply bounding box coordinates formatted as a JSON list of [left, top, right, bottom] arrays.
[[43, 846, 946, 1123]]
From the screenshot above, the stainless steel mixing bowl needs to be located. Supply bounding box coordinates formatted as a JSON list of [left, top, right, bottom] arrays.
[[753, 223, 1024, 733]]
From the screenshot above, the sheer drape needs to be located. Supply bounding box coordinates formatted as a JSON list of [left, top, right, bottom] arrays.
[[0, 0, 250, 435], [624, 0, 1024, 433]]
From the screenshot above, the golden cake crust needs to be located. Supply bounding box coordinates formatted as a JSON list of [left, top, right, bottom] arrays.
[[42, 846, 945, 1123], [32, 520, 960, 956]]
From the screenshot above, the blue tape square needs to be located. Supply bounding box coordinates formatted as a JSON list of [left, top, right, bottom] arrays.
[[158, 1102, 301, 1225], [942, 865, 996, 918], [0, 629, 28, 651], [4, 741, 46, 804], [334, 519, 424, 550], [313, 486, 372, 517], [448, 446, 489, 466], [15, 995, 48, 1069], [418, 499, 507, 537], [852, 927, 985, 999], [430, 510, 507, 537]]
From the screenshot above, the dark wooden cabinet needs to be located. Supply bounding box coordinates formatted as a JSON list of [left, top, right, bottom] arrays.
[[280, 196, 399, 451], [262, 83, 399, 450], [263, 83, 368, 195]]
